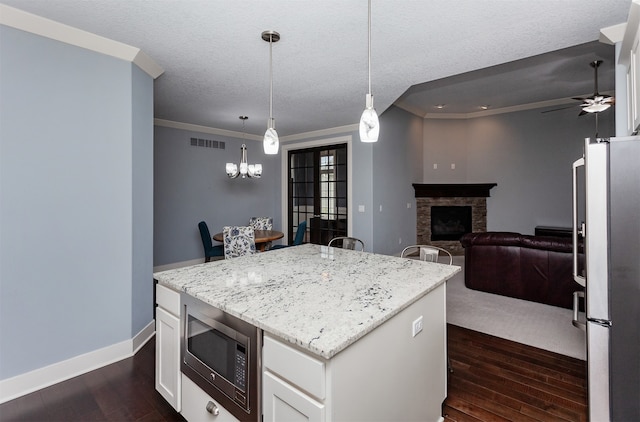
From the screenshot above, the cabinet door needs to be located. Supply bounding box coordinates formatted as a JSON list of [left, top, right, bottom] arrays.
[[155, 306, 181, 411], [263, 372, 324, 422]]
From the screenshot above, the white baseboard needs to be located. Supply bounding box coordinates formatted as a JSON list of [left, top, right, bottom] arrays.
[[0, 320, 156, 404]]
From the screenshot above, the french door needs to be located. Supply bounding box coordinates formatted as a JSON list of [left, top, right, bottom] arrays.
[[287, 144, 348, 245]]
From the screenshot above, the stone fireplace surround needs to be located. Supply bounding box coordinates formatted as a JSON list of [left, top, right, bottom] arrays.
[[413, 183, 497, 255]]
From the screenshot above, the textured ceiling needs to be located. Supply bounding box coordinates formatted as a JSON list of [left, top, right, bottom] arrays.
[[0, 0, 631, 137]]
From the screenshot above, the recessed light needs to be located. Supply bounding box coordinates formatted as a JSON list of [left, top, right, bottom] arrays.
[[480, 105, 490, 110], [435, 104, 446, 109]]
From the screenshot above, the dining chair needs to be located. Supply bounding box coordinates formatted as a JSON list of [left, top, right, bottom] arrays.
[[198, 221, 224, 262], [400, 245, 453, 265], [249, 217, 274, 249], [328, 236, 365, 251], [223, 226, 257, 259], [271, 220, 307, 250], [249, 217, 273, 230]]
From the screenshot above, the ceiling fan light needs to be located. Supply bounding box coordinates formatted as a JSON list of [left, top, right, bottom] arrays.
[[583, 103, 611, 113]]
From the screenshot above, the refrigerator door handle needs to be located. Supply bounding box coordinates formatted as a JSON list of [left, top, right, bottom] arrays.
[[572, 157, 586, 287], [572, 290, 586, 330]]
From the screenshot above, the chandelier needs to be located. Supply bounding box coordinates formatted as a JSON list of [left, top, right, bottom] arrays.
[[226, 116, 262, 179]]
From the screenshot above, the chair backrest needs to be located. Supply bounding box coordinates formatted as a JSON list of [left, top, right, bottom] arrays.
[[198, 221, 213, 252], [292, 220, 307, 245], [328, 236, 365, 251], [400, 245, 453, 265], [249, 217, 273, 230], [223, 226, 257, 259]]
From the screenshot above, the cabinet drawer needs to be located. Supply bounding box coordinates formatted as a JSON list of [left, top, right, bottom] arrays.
[[156, 283, 180, 315], [181, 374, 240, 422], [263, 335, 325, 400]]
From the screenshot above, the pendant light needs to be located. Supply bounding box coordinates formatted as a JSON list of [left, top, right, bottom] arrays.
[[226, 116, 262, 179], [359, 0, 379, 143], [262, 30, 280, 155]]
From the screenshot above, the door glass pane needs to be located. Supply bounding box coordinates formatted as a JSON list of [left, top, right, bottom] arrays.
[[288, 144, 347, 245]]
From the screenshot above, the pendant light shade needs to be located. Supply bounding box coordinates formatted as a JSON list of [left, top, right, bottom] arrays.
[[359, 0, 379, 143], [360, 94, 379, 142], [262, 30, 280, 155]]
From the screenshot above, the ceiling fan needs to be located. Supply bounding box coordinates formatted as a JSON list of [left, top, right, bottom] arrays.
[[542, 60, 614, 137], [542, 59, 615, 116], [573, 60, 615, 115]]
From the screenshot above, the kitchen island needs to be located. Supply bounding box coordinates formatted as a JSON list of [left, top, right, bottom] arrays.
[[154, 243, 460, 422]]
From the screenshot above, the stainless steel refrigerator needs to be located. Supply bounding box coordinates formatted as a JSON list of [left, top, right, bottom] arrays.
[[572, 136, 640, 422]]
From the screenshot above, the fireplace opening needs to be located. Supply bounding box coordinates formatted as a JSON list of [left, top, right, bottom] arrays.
[[431, 206, 472, 241]]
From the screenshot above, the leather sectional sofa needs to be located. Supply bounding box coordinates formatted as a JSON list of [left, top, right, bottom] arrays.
[[460, 232, 584, 309]]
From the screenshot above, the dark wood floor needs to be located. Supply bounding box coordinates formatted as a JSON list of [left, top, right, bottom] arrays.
[[444, 324, 587, 422], [0, 325, 586, 422], [0, 338, 184, 422]]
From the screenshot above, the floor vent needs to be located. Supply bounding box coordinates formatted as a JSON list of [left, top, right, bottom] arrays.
[[190, 137, 225, 149]]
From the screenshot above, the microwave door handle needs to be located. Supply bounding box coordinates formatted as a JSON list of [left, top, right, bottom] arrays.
[[572, 157, 586, 287]]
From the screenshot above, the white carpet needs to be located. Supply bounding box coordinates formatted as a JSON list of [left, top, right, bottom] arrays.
[[446, 256, 586, 360]]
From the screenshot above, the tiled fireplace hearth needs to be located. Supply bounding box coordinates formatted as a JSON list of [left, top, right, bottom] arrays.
[[413, 183, 497, 255]]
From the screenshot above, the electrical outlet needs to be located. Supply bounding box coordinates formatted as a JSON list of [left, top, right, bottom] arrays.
[[412, 316, 423, 337]]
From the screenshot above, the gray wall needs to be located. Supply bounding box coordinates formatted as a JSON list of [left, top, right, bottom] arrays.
[[0, 26, 154, 379], [423, 107, 615, 234], [152, 100, 610, 264], [153, 126, 281, 266], [372, 106, 423, 255], [131, 66, 155, 337]]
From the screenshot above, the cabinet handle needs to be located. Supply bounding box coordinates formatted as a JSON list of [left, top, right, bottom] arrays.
[[206, 401, 220, 416]]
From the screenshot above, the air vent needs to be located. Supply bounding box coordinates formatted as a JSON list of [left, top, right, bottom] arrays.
[[190, 137, 225, 149]]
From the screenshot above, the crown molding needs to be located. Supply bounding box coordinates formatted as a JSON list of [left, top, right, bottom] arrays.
[[600, 23, 627, 45], [279, 124, 359, 142], [154, 119, 263, 141], [617, 0, 640, 66], [395, 92, 615, 120], [0, 4, 163, 79], [155, 119, 358, 143]]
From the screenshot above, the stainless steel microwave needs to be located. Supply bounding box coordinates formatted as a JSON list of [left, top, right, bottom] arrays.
[[181, 293, 261, 422]]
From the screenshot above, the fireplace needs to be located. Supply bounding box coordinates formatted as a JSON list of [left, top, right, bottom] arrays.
[[431, 206, 472, 241], [413, 183, 496, 255]]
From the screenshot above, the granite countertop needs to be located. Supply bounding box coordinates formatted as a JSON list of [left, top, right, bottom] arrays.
[[153, 243, 460, 359]]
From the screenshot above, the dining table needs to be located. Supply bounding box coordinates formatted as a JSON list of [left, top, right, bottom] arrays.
[[213, 229, 284, 252]]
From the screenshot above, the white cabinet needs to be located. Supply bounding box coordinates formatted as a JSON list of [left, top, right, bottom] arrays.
[[263, 335, 326, 422], [262, 283, 447, 422], [155, 284, 181, 411], [618, 0, 640, 135]]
